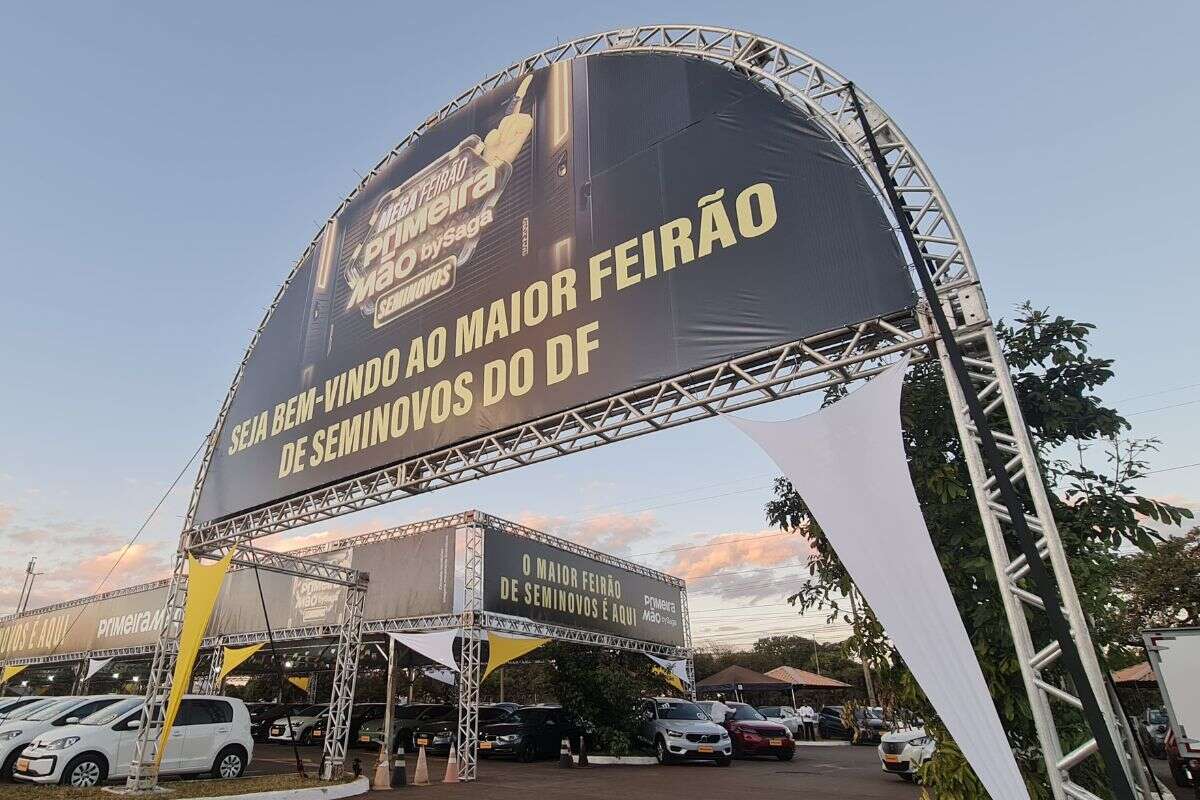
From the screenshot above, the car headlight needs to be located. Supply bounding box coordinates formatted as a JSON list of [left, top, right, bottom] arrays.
[[43, 737, 80, 750], [498, 733, 522, 743], [908, 736, 930, 747], [666, 729, 685, 738], [719, 731, 730, 740], [0, 730, 23, 740]]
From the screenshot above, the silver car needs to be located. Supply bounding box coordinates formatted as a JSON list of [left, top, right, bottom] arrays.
[[638, 697, 732, 766]]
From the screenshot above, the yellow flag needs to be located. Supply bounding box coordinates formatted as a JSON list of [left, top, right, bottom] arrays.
[[1, 665, 26, 684], [483, 634, 549, 680], [287, 676, 311, 693], [652, 665, 685, 692], [156, 549, 235, 766], [217, 642, 265, 684]]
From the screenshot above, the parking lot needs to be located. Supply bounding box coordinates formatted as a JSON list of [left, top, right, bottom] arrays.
[[247, 741, 922, 799]]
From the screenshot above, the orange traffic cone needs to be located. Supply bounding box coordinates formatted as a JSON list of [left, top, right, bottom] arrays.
[[558, 737, 573, 768], [414, 745, 430, 785], [372, 742, 392, 790], [443, 745, 459, 783]]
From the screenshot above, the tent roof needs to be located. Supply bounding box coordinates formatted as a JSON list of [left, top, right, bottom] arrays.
[[697, 664, 790, 691], [766, 665, 851, 689], [1111, 661, 1155, 685]]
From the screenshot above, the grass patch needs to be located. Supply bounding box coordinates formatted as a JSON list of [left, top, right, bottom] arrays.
[[0, 773, 354, 799]]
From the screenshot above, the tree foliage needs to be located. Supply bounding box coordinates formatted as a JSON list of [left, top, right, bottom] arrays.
[[764, 304, 1191, 798], [1112, 527, 1200, 640]]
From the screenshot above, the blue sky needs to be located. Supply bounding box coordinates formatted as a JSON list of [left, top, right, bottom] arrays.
[[1, 1, 1197, 649]]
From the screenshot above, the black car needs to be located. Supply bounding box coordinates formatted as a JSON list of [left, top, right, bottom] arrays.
[[309, 703, 386, 745], [413, 705, 515, 755], [818, 705, 888, 744], [248, 703, 307, 743], [478, 705, 588, 762], [817, 705, 850, 739]]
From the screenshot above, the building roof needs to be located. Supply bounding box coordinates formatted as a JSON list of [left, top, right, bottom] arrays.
[[766, 665, 851, 689], [696, 665, 791, 692], [1111, 661, 1155, 685]]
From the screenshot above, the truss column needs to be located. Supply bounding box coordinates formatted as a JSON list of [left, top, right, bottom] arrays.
[[928, 309, 1136, 800], [126, 549, 189, 791], [456, 520, 484, 782], [680, 585, 696, 699], [197, 639, 224, 695], [72, 654, 90, 695], [320, 583, 366, 779]]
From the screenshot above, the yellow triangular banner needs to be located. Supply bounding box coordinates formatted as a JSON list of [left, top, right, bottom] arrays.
[[287, 676, 311, 692], [652, 665, 685, 692], [157, 549, 236, 766], [1, 664, 27, 684], [218, 642, 265, 684], [483, 634, 549, 680]]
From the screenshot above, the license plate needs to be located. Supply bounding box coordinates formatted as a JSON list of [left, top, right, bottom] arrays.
[[313, 731, 322, 737], [479, 741, 492, 750], [16, 758, 28, 772], [769, 738, 782, 746], [359, 735, 370, 742], [884, 754, 900, 763], [417, 738, 429, 746], [697, 745, 713, 753]]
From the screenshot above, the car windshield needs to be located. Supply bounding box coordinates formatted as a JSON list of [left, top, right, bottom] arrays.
[[731, 705, 766, 721], [515, 709, 549, 724], [759, 707, 781, 716], [657, 701, 707, 721], [295, 705, 326, 717], [23, 699, 81, 722], [479, 708, 510, 723], [7, 699, 61, 721], [1148, 709, 1168, 725], [81, 698, 141, 725]]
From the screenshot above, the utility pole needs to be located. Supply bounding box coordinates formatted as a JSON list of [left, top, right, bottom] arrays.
[[813, 638, 822, 676], [15, 558, 40, 614], [848, 589, 876, 706]]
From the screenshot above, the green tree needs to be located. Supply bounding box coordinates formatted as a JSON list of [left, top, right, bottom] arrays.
[[765, 304, 1190, 798], [1112, 527, 1200, 643], [545, 642, 675, 755]]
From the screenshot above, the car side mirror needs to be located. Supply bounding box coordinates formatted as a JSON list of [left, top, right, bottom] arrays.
[[126, 720, 141, 729], [724, 712, 735, 722], [65, 717, 80, 724]]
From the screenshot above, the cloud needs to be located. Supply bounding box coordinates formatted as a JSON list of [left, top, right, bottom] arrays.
[[0, 504, 14, 527], [665, 529, 814, 602], [515, 510, 660, 556]]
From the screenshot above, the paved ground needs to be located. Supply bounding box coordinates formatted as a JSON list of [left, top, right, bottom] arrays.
[[248, 741, 922, 799]]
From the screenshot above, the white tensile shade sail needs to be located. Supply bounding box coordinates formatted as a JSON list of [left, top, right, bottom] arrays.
[[388, 629, 459, 672], [726, 356, 1029, 800]]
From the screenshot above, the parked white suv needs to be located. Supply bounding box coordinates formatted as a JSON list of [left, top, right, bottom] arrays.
[[878, 726, 936, 781], [14, 695, 254, 787], [0, 695, 130, 778], [267, 704, 328, 745]]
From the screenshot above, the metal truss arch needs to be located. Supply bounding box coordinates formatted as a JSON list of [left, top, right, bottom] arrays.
[[148, 24, 1139, 800]]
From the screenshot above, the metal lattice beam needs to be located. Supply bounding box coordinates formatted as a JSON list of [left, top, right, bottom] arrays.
[[320, 585, 366, 778]]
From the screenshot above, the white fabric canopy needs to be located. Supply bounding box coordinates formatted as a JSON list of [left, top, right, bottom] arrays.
[[646, 654, 691, 687], [727, 356, 1029, 800], [422, 667, 457, 686], [84, 657, 114, 682], [388, 630, 458, 672]]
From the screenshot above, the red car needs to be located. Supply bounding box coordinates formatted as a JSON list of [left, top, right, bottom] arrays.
[[719, 702, 795, 761]]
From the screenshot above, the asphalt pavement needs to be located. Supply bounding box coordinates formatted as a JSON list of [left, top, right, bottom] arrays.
[[248, 741, 923, 800]]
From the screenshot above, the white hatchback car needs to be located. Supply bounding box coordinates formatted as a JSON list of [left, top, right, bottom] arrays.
[[878, 726, 936, 781], [0, 695, 130, 777], [14, 695, 254, 788]]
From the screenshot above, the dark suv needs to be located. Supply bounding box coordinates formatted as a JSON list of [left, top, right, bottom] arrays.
[[413, 704, 514, 755], [478, 705, 587, 761]]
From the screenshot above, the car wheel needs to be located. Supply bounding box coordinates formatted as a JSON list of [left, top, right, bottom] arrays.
[[212, 745, 247, 779], [900, 773, 915, 783], [655, 737, 674, 765], [299, 728, 312, 746], [716, 756, 732, 767], [62, 754, 107, 788], [1169, 760, 1192, 787], [1, 747, 24, 779], [777, 751, 793, 762]]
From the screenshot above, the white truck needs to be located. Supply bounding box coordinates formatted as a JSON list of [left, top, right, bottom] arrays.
[[1143, 627, 1200, 789]]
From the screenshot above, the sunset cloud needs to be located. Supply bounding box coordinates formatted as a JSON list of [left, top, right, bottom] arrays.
[[515, 510, 660, 557], [666, 528, 814, 602]]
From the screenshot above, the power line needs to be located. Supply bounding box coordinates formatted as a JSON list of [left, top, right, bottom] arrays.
[[1147, 461, 1200, 475], [632, 531, 791, 558], [1127, 398, 1200, 416], [1113, 382, 1200, 404]]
